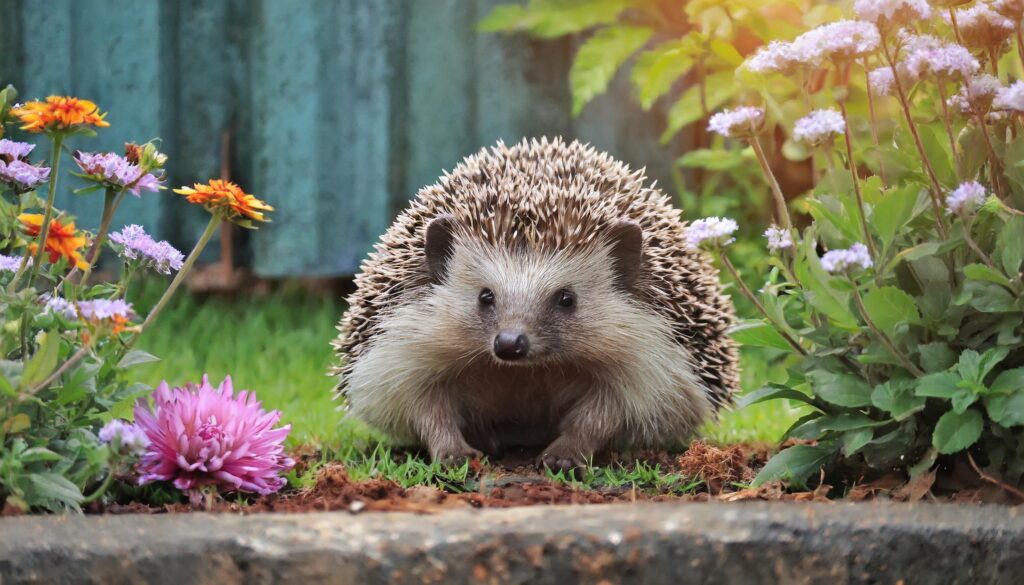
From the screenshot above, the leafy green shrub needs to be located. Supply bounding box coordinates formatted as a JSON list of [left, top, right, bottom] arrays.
[[0, 86, 275, 511], [691, 1, 1024, 489]]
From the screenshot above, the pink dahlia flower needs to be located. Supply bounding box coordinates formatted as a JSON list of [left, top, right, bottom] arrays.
[[134, 375, 294, 498]]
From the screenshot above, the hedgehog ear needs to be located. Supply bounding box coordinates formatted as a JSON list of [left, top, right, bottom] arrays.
[[424, 214, 460, 284], [606, 220, 643, 289]]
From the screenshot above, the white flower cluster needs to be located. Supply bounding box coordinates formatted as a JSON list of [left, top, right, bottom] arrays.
[[821, 243, 873, 273], [945, 181, 988, 215], [868, 66, 897, 96], [854, 0, 932, 28], [764, 226, 794, 252], [948, 74, 1003, 115], [744, 20, 880, 74], [994, 80, 1024, 112], [707, 107, 764, 138], [950, 4, 1015, 50], [685, 217, 738, 249], [901, 34, 978, 80], [793, 109, 846, 144]]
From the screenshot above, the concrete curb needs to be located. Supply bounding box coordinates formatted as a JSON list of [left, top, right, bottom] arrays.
[[1, 502, 1022, 584]]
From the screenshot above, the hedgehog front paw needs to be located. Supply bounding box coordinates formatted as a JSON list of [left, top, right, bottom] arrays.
[[431, 445, 483, 467], [538, 445, 588, 479]]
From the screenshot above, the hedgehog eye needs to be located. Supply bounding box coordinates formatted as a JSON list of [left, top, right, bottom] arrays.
[[554, 289, 575, 309], [478, 288, 495, 306]]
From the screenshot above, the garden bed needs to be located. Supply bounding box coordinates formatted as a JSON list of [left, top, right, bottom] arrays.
[[72, 441, 1021, 516]]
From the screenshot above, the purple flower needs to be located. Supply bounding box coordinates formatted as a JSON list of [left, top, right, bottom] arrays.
[[868, 67, 897, 96], [793, 109, 845, 144], [0, 159, 51, 191], [99, 420, 151, 457], [133, 376, 295, 499], [949, 74, 1003, 115], [109, 224, 184, 274], [41, 293, 76, 320], [0, 138, 35, 160], [764, 226, 794, 252], [0, 254, 23, 272], [745, 40, 820, 74], [949, 4, 1015, 50], [821, 243, 873, 273], [946, 181, 987, 215], [708, 107, 765, 138], [792, 20, 880, 63], [74, 151, 162, 197], [76, 299, 134, 321], [686, 217, 739, 249], [902, 38, 979, 81]]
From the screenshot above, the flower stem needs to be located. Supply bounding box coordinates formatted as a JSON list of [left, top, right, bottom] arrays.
[[961, 217, 995, 268], [988, 47, 1000, 77], [851, 285, 923, 377], [77, 188, 127, 288], [748, 134, 793, 231], [838, 99, 877, 261], [80, 461, 119, 505], [720, 253, 807, 356], [882, 37, 949, 238], [1016, 24, 1024, 72], [28, 344, 90, 395], [26, 134, 65, 287], [863, 58, 887, 185], [138, 215, 220, 334], [949, 8, 964, 46], [975, 113, 1007, 200], [935, 82, 958, 163]]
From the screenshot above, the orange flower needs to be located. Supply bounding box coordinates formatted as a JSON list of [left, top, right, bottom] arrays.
[[12, 96, 110, 133], [174, 179, 274, 223], [19, 214, 89, 269]]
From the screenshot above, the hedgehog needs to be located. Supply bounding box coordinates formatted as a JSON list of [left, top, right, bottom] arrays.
[[333, 138, 738, 473]]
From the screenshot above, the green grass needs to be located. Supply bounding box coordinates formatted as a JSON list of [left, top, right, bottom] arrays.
[[128, 282, 800, 457]]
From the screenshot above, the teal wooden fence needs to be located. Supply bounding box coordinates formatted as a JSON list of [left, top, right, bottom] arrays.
[[0, 0, 687, 277]]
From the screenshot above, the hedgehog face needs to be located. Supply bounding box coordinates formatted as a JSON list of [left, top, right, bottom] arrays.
[[424, 215, 643, 368]]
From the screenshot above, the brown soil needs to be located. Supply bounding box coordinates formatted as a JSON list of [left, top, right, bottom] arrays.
[[92, 440, 1021, 515]]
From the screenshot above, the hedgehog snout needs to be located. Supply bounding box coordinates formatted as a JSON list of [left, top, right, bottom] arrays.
[[493, 329, 530, 361]]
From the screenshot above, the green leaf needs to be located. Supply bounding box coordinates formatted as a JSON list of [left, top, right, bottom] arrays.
[[25, 472, 84, 511], [962, 281, 1017, 313], [708, 38, 743, 66], [795, 234, 858, 329], [808, 371, 873, 408], [997, 216, 1024, 276], [737, 384, 816, 409], [963, 263, 1011, 286], [951, 387, 978, 414], [991, 368, 1024, 394], [19, 331, 62, 391], [986, 392, 1024, 427], [918, 342, 957, 373], [788, 413, 885, 440], [478, 0, 630, 38], [872, 185, 920, 252], [631, 39, 697, 109], [932, 409, 983, 454], [752, 444, 837, 489], [118, 350, 161, 368], [871, 380, 926, 420], [842, 428, 874, 456], [20, 447, 62, 463], [570, 25, 653, 115], [957, 347, 1008, 384], [861, 286, 921, 335], [915, 372, 961, 399], [729, 320, 792, 351], [662, 70, 736, 142]]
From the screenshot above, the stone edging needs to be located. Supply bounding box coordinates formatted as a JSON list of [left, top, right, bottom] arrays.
[[1, 502, 1022, 584]]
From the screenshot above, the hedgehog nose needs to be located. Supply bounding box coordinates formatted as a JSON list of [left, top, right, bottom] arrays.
[[494, 330, 529, 361]]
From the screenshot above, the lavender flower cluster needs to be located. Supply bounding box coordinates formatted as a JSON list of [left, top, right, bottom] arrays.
[[946, 181, 988, 215], [707, 107, 765, 138], [108, 225, 184, 274], [76, 299, 134, 321], [686, 217, 738, 249], [0, 254, 23, 272], [793, 109, 845, 144], [0, 138, 51, 191], [763, 226, 794, 252], [74, 152, 162, 196], [821, 243, 873, 274]]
